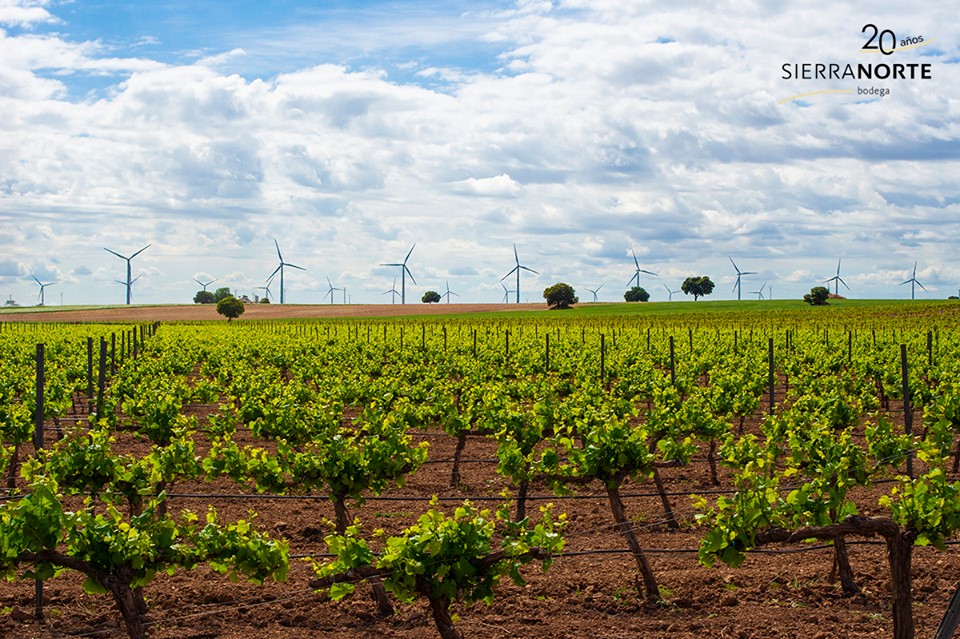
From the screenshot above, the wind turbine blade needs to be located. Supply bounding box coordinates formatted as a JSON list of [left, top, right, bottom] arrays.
[[193, 277, 203, 286], [729, 257, 739, 274], [632, 250, 640, 269], [639, 269, 657, 276], [287, 263, 306, 271], [917, 281, 927, 291], [404, 244, 416, 264], [742, 271, 758, 276], [404, 265, 417, 286], [836, 258, 842, 277], [502, 267, 519, 281], [514, 244, 520, 265], [381, 262, 402, 267], [269, 265, 282, 280], [104, 247, 127, 259], [31, 274, 41, 285], [597, 284, 603, 292], [520, 266, 539, 275], [899, 280, 910, 286], [839, 277, 850, 290], [275, 239, 283, 261], [129, 244, 151, 259]]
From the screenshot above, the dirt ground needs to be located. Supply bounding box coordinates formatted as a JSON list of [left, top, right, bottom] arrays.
[[3, 407, 958, 639], [1, 308, 957, 639]]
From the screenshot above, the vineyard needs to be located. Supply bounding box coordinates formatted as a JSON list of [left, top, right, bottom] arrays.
[[2, 302, 960, 639]]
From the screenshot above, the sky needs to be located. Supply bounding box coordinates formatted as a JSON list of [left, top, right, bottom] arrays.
[[1, 0, 958, 306]]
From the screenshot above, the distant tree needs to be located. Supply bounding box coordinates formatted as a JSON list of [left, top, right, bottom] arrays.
[[259, 297, 271, 304], [543, 283, 578, 309], [193, 290, 215, 304], [803, 286, 830, 306], [216, 296, 245, 321], [422, 291, 441, 304], [624, 286, 650, 302], [681, 276, 715, 301], [213, 287, 232, 303]]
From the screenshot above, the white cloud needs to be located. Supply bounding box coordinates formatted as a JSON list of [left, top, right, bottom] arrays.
[[1, 1, 958, 304]]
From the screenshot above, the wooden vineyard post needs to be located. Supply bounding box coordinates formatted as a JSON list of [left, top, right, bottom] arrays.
[[443, 326, 447, 353], [505, 330, 509, 359], [33, 342, 44, 620], [421, 324, 425, 351], [96, 338, 107, 420], [472, 329, 477, 357], [688, 327, 693, 353], [768, 337, 775, 415], [901, 344, 914, 478], [110, 332, 116, 376], [600, 334, 605, 383], [847, 330, 852, 364], [399, 325, 404, 351], [928, 331, 933, 367], [86, 337, 94, 416], [668, 336, 675, 386], [545, 333, 550, 371]]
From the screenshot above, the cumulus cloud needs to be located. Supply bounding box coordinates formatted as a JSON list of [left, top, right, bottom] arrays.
[[0, 0, 958, 303]]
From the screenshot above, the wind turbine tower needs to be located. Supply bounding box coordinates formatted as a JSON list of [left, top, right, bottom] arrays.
[[823, 259, 849, 296], [381, 245, 417, 304], [324, 277, 342, 305], [443, 279, 459, 304], [662, 283, 679, 301], [382, 277, 400, 304], [269, 240, 305, 304], [729, 257, 757, 301], [627, 250, 657, 289], [193, 277, 218, 292], [501, 244, 538, 304], [104, 244, 150, 305], [501, 282, 515, 303], [31, 275, 55, 306], [900, 262, 926, 300]]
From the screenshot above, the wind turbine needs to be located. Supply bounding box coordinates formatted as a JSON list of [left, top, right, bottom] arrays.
[[750, 282, 767, 300], [324, 277, 342, 304], [729, 257, 757, 301], [30, 275, 55, 306], [254, 284, 273, 302], [823, 259, 849, 296], [381, 245, 416, 304], [586, 284, 604, 302], [662, 283, 679, 302], [500, 281, 515, 303], [900, 262, 926, 300], [627, 250, 657, 289], [116, 276, 142, 302], [382, 277, 400, 304], [501, 244, 538, 304], [193, 276, 218, 292], [268, 240, 305, 304], [104, 244, 150, 305], [443, 279, 459, 304]]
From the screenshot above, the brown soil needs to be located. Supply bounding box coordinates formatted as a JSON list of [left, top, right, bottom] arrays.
[[4, 409, 957, 639], [5, 303, 546, 323], [1, 310, 957, 639]]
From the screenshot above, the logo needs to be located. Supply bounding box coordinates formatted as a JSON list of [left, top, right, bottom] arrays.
[[779, 24, 935, 105]]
